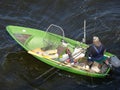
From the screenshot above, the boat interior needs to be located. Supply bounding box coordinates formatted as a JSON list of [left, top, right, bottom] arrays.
[[12, 25, 110, 74]]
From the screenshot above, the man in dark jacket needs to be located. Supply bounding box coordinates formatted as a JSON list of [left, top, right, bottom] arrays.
[[86, 36, 108, 68]]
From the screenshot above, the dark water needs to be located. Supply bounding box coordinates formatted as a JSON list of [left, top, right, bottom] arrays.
[[0, 0, 120, 90]]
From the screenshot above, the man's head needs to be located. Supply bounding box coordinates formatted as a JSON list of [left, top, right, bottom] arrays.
[[93, 36, 99, 42], [93, 36, 101, 46]]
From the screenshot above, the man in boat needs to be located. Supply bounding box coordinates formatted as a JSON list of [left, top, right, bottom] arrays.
[[86, 36, 109, 69]]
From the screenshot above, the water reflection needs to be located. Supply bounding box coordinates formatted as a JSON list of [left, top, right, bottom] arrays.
[[0, 0, 120, 89]]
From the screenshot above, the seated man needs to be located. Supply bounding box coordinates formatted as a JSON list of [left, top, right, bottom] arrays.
[[85, 36, 109, 69]]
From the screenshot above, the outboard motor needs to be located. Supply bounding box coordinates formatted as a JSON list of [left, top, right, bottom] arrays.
[[110, 56, 120, 68]]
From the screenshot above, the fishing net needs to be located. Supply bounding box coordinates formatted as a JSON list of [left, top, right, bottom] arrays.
[[43, 24, 65, 50]]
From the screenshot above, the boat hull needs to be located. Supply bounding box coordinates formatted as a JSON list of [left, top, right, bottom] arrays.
[[6, 25, 112, 78]]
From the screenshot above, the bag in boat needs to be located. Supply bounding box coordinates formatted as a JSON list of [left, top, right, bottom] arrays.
[[110, 56, 120, 68]]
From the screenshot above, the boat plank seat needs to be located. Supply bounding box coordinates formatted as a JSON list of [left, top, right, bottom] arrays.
[[28, 48, 58, 59]]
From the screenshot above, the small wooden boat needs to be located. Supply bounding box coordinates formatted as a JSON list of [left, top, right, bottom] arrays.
[[6, 24, 117, 78]]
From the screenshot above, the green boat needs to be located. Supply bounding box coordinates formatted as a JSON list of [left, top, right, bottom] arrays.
[[6, 24, 117, 78]]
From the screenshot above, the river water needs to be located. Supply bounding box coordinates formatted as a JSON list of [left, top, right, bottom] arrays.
[[0, 0, 120, 90]]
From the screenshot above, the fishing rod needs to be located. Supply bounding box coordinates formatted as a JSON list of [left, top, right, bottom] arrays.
[[82, 20, 86, 43], [31, 67, 60, 87]]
